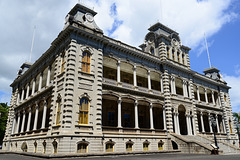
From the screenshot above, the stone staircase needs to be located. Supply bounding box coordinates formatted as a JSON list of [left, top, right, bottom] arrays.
[[172, 133, 240, 154]]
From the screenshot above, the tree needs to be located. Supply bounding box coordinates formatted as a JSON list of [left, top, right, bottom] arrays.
[[233, 112, 240, 124], [0, 103, 9, 145]]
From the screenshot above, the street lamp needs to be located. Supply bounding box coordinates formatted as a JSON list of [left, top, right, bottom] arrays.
[[210, 115, 219, 154]]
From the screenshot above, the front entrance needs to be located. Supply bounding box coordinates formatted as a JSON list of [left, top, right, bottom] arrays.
[[178, 105, 187, 135]]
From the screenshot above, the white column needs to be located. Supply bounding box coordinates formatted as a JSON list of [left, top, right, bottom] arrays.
[[200, 112, 205, 132], [173, 78, 176, 94], [197, 86, 200, 101], [134, 101, 139, 128], [188, 82, 192, 99], [183, 80, 187, 97], [205, 88, 208, 103], [133, 66, 137, 87], [176, 113, 180, 134], [209, 113, 213, 133], [212, 91, 215, 105], [174, 113, 177, 133], [16, 112, 20, 134], [188, 115, 192, 135], [191, 116, 196, 135], [117, 98, 122, 128], [26, 83, 30, 99], [21, 110, 26, 133], [11, 116, 16, 134], [21, 89, 25, 102], [38, 72, 43, 91], [222, 117, 226, 133], [163, 107, 166, 130], [160, 76, 164, 93], [31, 78, 36, 95], [148, 70, 151, 90], [33, 105, 39, 130], [149, 103, 154, 129], [41, 100, 48, 129], [186, 114, 190, 135], [26, 108, 32, 132], [215, 115, 220, 133], [46, 66, 51, 86], [117, 61, 121, 83]]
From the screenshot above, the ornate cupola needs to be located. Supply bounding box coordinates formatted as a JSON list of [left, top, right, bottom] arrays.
[[139, 22, 191, 68], [64, 3, 103, 33]]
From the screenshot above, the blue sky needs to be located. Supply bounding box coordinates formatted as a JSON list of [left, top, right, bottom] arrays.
[[0, 0, 240, 112]]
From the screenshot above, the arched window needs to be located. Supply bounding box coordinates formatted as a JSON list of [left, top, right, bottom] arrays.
[[126, 140, 133, 152], [21, 142, 28, 152], [42, 140, 46, 154], [52, 140, 58, 154], [166, 47, 170, 58], [143, 140, 150, 151], [79, 98, 89, 124], [106, 143, 114, 152], [61, 52, 65, 73], [77, 143, 88, 153], [34, 141, 37, 153], [177, 52, 180, 62], [158, 140, 164, 151], [182, 54, 185, 65], [56, 97, 61, 125], [82, 51, 91, 73], [172, 50, 175, 61]]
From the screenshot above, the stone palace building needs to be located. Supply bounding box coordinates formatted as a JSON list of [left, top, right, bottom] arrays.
[[3, 3, 239, 155]]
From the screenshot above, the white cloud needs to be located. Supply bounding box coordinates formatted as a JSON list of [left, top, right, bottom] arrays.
[[223, 74, 240, 113], [0, 0, 238, 104]]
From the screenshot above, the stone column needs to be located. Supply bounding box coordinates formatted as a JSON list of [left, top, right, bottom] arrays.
[[149, 103, 154, 129], [26, 83, 30, 99], [117, 98, 122, 128], [163, 107, 166, 130], [197, 86, 200, 101], [46, 66, 51, 86], [21, 110, 26, 133], [191, 116, 196, 135], [174, 112, 177, 133], [38, 72, 43, 91], [212, 91, 215, 105], [21, 89, 25, 102], [31, 78, 36, 95], [41, 100, 48, 129], [222, 118, 226, 133], [215, 114, 220, 133], [160, 76, 164, 93], [171, 76, 175, 94], [148, 70, 151, 90], [183, 80, 187, 97], [16, 112, 20, 134], [208, 113, 213, 133], [11, 116, 16, 134], [117, 61, 121, 83], [33, 104, 39, 130], [188, 82, 192, 99], [205, 88, 208, 103], [200, 112, 205, 132], [176, 113, 180, 134], [186, 114, 190, 135], [133, 66, 137, 87], [134, 100, 139, 128], [26, 108, 32, 132]]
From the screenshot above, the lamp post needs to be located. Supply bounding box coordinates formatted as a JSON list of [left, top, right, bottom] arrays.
[[210, 115, 219, 154]]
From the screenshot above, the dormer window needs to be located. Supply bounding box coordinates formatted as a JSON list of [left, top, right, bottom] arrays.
[[150, 47, 154, 55]]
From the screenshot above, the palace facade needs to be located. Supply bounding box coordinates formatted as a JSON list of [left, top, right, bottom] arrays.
[[3, 3, 239, 155]]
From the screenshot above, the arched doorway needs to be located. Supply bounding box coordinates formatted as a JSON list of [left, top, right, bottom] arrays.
[[178, 105, 187, 135]]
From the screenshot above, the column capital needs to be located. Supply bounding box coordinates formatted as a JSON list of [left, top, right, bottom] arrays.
[[117, 60, 121, 65], [134, 100, 138, 106], [133, 66, 136, 70], [149, 103, 153, 107], [117, 98, 122, 103], [148, 70, 151, 74]]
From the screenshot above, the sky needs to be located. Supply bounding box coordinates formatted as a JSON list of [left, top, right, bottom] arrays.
[[0, 0, 240, 112]]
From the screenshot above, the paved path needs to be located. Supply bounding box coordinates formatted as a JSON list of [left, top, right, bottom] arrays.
[[1, 153, 240, 160]]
